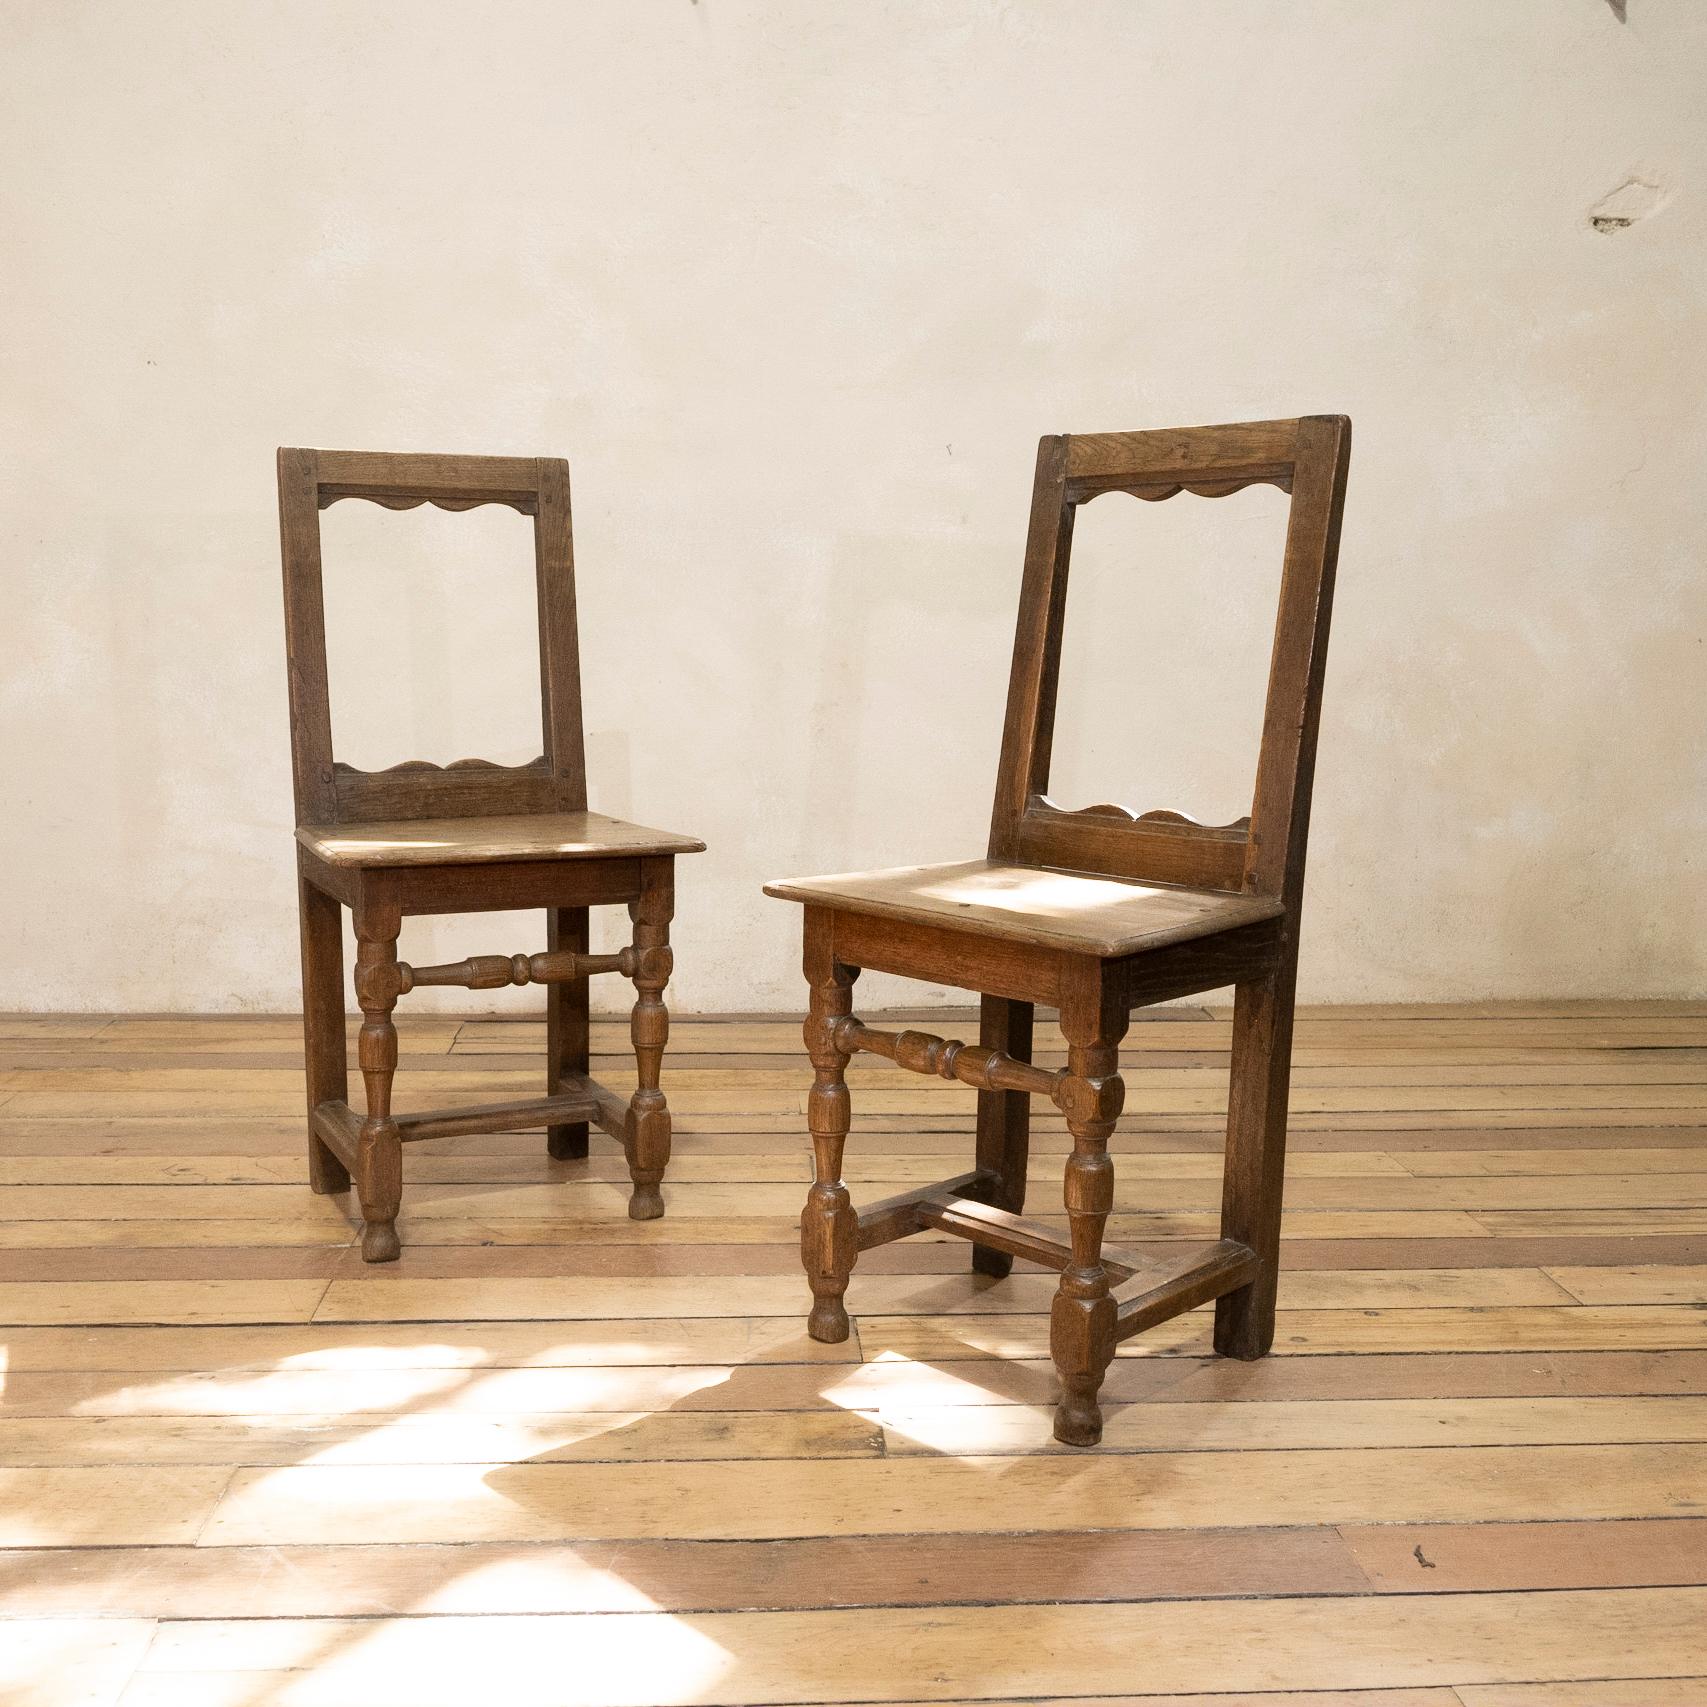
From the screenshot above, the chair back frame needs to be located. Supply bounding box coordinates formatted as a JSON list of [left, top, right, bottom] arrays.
[[277, 448, 587, 827], [987, 415, 1351, 906]]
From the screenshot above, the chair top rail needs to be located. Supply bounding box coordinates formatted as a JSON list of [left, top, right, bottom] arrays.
[[291, 448, 553, 514], [1064, 419, 1305, 487]]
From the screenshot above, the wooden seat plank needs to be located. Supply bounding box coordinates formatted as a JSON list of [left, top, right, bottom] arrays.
[[299, 810, 704, 870], [764, 858, 1280, 958]]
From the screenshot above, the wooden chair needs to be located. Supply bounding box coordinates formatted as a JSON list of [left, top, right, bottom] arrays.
[[765, 416, 1351, 1444], [279, 448, 704, 1262]]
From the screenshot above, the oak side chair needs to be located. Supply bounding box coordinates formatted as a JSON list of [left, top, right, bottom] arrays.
[[279, 447, 704, 1262], [766, 416, 1351, 1445]]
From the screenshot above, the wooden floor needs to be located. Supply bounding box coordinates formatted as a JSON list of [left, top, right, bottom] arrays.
[[3, 1003, 1706, 1706]]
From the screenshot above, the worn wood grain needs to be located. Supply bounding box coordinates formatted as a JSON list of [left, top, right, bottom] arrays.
[[121, 1588, 1707, 1703]]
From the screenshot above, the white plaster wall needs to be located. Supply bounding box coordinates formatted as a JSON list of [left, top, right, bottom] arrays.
[[2, 0, 1703, 1013]]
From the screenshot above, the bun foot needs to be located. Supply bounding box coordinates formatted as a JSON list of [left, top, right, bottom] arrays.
[[627, 1184, 664, 1221], [1053, 1392, 1103, 1447], [807, 1299, 850, 1343], [360, 1219, 401, 1263]]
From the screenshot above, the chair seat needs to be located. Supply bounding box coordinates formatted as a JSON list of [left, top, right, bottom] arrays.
[[763, 858, 1282, 958], [297, 810, 706, 870]]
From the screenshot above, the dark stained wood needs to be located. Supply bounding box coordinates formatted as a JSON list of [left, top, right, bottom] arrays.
[[546, 906, 591, 1160], [833, 1015, 1068, 1103], [1114, 1238, 1261, 1337], [853, 1169, 992, 1252], [1215, 968, 1296, 1358], [296, 864, 348, 1196], [972, 994, 1033, 1278], [764, 416, 1353, 1442], [1015, 802, 1250, 891], [622, 859, 676, 1221], [278, 447, 702, 1257], [349, 856, 648, 918], [765, 858, 1281, 956], [926, 1192, 1078, 1273], [297, 811, 702, 869], [800, 910, 859, 1341], [350, 898, 403, 1263]]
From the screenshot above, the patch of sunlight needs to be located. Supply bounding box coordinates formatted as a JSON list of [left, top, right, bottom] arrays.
[[412, 1551, 664, 1614], [71, 1365, 469, 1417], [233, 1460, 507, 1515], [449, 1366, 729, 1412], [232, 1611, 734, 1706], [294, 1409, 655, 1467], [876, 1404, 1049, 1456], [317, 835, 456, 855], [820, 1350, 1045, 1459], [275, 1341, 488, 1371], [527, 1336, 723, 1368], [815, 1351, 1065, 1461], [1, 1619, 152, 1707], [819, 1348, 1010, 1410], [917, 866, 1171, 918]]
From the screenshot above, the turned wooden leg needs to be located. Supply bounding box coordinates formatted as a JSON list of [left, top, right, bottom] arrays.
[[1214, 960, 1298, 1360], [801, 910, 858, 1343], [352, 905, 404, 1264], [297, 864, 350, 1195], [1050, 982, 1127, 1446], [546, 906, 591, 1160], [971, 995, 1033, 1279], [622, 861, 674, 1221]]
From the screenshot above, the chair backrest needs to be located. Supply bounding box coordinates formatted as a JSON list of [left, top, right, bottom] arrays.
[[988, 416, 1351, 904], [277, 448, 586, 827]]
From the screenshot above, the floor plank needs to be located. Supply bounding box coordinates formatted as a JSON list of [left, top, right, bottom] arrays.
[[117, 1588, 1707, 1704], [197, 1444, 1707, 1545]]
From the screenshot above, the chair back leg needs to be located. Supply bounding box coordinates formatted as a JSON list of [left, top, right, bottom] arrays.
[[971, 995, 1034, 1278], [546, 906, 592, 1160], [298, 870, 350, 1195], [1214, 961, 1298, 1358]]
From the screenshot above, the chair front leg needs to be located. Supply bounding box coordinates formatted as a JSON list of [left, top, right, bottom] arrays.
[[801, 909, 859, 1343], [622, 861, 674, 1220], [352, 904, 404, 1263], [1050, 982, 1127, 1446]]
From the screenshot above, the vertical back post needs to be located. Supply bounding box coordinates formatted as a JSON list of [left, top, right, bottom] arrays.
[[988, 436, 1074, 860], [533, 457, 588, 810], [277, 447, 337, 826], [1243, 415, 1352, 902]]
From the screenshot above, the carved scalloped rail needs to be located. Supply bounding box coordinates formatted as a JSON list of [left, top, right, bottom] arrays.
[[327, 756, 561, 822], [1051, 801, 1253, 836], [1068, 472, 1292, 504], [1017, 797, 1252, 892], [335, 757, 546, 779], [319, 492, 534, 514]]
